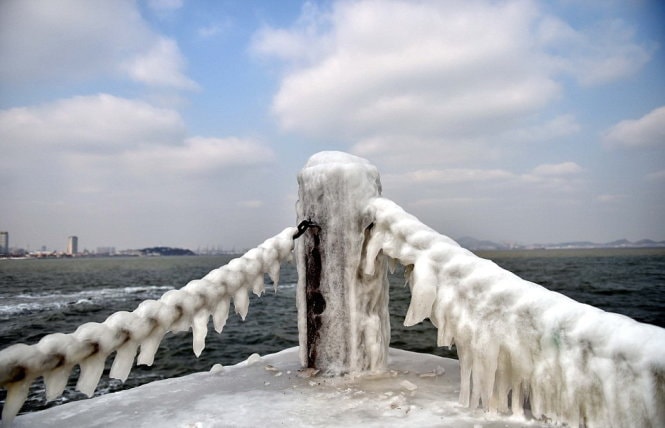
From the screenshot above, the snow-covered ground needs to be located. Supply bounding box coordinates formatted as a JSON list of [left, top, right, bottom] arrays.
[[11, 347, 554, 427]]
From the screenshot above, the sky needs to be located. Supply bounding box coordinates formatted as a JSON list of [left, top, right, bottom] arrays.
[[1, 0, 664, 252]]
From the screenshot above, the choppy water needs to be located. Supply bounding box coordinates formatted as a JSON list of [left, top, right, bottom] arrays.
[[1, 248, 664, 415]]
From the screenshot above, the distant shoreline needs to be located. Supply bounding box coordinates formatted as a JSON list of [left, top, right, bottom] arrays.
[[2, 246, 665, 261]]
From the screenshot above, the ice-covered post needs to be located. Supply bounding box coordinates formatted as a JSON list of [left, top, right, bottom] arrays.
[[295, 152, 390, 375]]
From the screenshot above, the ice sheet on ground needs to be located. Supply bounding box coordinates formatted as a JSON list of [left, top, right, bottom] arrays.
[[12, 347, 555, 428]]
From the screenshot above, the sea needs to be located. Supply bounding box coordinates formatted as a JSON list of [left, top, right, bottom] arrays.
[[1, 248, 664, 415]]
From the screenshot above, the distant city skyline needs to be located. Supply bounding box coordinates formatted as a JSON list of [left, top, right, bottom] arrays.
[[2, 228, 664, 257], [1, 1, 664, 251]]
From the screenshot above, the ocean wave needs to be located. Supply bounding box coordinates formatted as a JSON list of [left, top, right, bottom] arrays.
[[0, 285, 175, 316], [0, 283, 300, 316]]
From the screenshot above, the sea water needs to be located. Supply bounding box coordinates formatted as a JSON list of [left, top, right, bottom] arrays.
[[1, 248, 663, 415]]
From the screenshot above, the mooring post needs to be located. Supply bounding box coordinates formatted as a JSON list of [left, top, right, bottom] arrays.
[[295, 152, 390, 375]]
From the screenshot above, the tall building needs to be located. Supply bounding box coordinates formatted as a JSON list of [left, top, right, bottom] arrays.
[[0, 231, 8, 255], [66, 236, 78, 255]]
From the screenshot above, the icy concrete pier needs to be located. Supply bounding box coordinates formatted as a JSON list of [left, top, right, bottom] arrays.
[[9, 347, 556, 428]]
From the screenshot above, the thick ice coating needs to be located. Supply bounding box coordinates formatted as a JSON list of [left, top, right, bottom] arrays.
[[294, 151, 664, 427], [0, 227, 296, 425], [363, 196, 665, 428], [295, 151, 390, 375]]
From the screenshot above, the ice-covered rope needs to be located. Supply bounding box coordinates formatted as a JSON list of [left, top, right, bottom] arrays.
[[362, 197, 665, 428], [0, 227, 297, 425]]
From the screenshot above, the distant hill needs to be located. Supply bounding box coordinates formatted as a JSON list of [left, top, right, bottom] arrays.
[[456, 237, 514, 250], [139, 247, 196, 256], [455, 237, 665, 251]]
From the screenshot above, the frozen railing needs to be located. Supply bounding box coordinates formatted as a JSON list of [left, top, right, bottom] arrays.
[[1, 151, 664, 428], [0, 228, 296, 425], [294, 152, 665, 428], [363, 196, 665, 427]]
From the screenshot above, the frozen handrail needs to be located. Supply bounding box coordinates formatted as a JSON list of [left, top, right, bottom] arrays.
[[0, 227, 297, 425], [362, 196, 665, 428]]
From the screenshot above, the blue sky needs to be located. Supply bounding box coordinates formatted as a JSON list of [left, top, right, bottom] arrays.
[[1, 0, 664, 252]]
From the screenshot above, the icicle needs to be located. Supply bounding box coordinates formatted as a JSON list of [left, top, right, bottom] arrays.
[[43, 366, 72, 401], [2, 378, 31, 426], [35, 333, 82, 400], [268, 260, 281, 292], [259, 246, 280, 290], [71, 323, 117, 397], [251, 274, 265, 296], [233, 288, 250, 320], [362, 228, 384, 276], [76, 353, 106, 397], [403, 257, 437, 326], [103, 311, 150, 382], [133, 300, 173, 366], [403, 264, 413, 288], [191, 308, 211, 357], [135, 328, 166, 366], [110, 342, 139, 382], [212, 297, 230, 333], [0, 344, 41, 425], [386, 257, 397, 274]]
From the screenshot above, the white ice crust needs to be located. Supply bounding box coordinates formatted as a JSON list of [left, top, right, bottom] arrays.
[[296, 151, 389, 375], [363, 196, 665, 428], [0, 228, 296, 425], [10, 347, 557, 428], [295, 151, 664, 427]]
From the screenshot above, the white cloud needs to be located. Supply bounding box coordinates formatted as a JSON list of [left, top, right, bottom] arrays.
[[251, 2, 332, 63], [146, 0, 183, 13], [0, 0, 195, 89], [382, 161, 584, 204], [351, 135, 492, 168], [0, 95, 276, 194], [531, 162, 583, 176], [603, 106, 665, 148], [237, 200, 265, 208], [258, 1, 560, 138], [595, 194, 626, 203], [0, 94, 185, 152], [535, 16, 652, 86], [121, 38, 199, 89], [198, 22, 230, 39], [646, 170, 665, 181], [401, 168, 515, 185], [252, 0, 651, 170], [124, 137, 275, 175], [503, 114, 581, 142]]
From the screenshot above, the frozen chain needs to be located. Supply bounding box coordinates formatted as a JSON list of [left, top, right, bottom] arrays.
[[0, 227, 297, 425]]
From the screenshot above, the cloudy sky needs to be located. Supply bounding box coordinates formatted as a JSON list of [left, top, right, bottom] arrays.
[[1, 0, 664, 252]]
